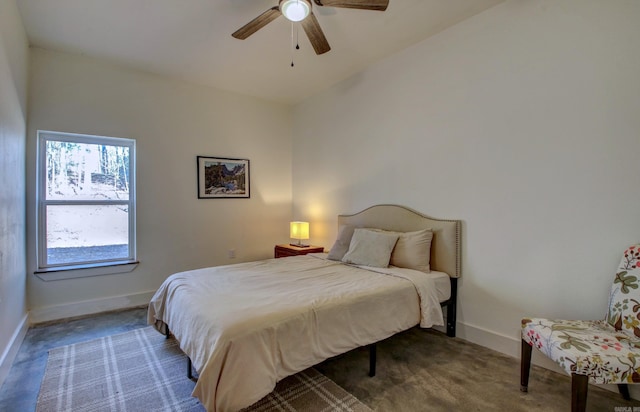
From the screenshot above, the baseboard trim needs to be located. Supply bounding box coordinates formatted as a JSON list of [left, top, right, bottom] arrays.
[[456, 320, 640, 400], [0, 313, 29, 391], [29, 291, 155, 324]]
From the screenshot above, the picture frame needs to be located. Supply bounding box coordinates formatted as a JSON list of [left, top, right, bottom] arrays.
[[197, 156, 250, 199]]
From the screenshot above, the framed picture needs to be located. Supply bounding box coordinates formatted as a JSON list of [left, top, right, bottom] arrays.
[[197, 156, 250, 199]]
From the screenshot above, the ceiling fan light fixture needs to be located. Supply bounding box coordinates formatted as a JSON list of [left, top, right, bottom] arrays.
[[280, 0, 311, 22]]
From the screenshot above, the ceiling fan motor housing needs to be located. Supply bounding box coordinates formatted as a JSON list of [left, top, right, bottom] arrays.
[[279, 0, 312, 22]]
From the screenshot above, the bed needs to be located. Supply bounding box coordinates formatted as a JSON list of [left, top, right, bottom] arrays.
[[148, 204, 461, 412]]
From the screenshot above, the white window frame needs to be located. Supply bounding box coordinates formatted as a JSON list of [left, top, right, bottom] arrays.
[[36, 130, 137, 277]]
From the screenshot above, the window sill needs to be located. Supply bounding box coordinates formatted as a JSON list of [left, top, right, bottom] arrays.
[[34, 261, 139, 281]]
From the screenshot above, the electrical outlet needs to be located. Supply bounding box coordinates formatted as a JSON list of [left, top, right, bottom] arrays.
[[228, 249, 236, 259]]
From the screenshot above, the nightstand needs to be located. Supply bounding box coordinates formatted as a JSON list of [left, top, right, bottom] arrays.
[[274, 244, 324, 258]]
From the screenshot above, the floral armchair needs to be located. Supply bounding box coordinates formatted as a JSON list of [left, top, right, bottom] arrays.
[[521, 245, 640, 411]]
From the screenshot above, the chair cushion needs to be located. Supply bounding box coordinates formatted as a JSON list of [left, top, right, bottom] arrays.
[[522, 318, 640, 384], [605, 245, 640, 336]]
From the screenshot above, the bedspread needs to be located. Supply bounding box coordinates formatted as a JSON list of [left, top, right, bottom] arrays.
[[148, 254, 449, 411]]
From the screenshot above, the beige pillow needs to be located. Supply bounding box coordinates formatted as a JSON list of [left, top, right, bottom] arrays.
[[327, 225, 356, 261], [341, 228, 399, 268], [389, 229, 433, 273]]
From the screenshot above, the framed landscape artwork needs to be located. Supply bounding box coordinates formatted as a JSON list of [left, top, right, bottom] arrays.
[[197, 156, 250, 199]]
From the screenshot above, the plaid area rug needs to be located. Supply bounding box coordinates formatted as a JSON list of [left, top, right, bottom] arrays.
[[36, 326, 371, 412]]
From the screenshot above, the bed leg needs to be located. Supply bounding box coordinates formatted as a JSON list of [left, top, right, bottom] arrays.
[[187, 357, 198, 381], [369, 343, 376, 377], [446, 303, 456, 337], [446, 278, 458, 337]]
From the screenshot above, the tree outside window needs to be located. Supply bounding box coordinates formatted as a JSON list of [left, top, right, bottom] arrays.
[[37, 131, 136, 270]]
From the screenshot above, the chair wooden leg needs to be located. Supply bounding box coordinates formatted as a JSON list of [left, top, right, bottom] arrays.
[[520, 339, 532, 392], [571, 374, 588, 412], [618, 383, 631, 401]]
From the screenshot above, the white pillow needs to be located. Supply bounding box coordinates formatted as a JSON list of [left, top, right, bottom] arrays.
[[341, 228, 399, 268], [389, 229, 433, 273], [327, 224, 356, 261]]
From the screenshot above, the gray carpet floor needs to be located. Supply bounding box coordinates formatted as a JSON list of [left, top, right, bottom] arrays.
[[1, 306, 639, 411], [318, 327, 640, 411]]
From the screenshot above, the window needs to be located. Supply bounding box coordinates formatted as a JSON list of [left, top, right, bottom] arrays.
[[37, 131, 136, 272]]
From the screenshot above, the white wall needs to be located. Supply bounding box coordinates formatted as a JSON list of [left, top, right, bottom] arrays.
[[292, 0, 640, 364], [0, 0, 29, 390], [26, 48, 293, 321]]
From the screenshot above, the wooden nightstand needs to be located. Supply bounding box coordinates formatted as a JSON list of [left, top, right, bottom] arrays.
[[274, 244, 324, 258]]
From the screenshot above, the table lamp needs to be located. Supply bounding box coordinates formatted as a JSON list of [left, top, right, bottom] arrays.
[[290, 221, 309, 247]]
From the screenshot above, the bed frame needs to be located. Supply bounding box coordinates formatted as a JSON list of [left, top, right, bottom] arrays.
[[334, 204, 462, 378], [177, 204, 462, 383], [338, 204, 462, 338]]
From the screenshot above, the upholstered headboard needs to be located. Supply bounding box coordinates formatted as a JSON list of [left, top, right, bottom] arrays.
[[338, 204, 462, 278]]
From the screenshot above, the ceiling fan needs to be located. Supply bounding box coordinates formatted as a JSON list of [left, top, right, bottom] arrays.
[[232, 0, 389, 55]]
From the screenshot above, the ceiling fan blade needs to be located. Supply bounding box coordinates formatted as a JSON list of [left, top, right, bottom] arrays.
[[301, 12, 331, 55], [313, 0, 388, 11], [232, 6, 281, 40]]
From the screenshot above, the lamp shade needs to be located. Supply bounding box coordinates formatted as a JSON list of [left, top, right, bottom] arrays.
[[290, 221, 310, 241]]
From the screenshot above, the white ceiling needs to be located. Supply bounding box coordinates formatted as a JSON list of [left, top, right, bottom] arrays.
[[17, 0, 504, 105]]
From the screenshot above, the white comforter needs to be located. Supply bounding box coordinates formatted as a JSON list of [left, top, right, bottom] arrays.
[[148, 254, 450, 412]]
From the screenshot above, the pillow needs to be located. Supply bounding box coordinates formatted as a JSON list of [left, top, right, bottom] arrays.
[[327, 224, 356, 261], [389, 229, 433, 273], [341, 228, 399, 268]]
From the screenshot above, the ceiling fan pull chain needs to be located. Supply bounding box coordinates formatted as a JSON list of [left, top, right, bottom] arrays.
[[296, 24, 300, 50], [291, 22, 295, 67]]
